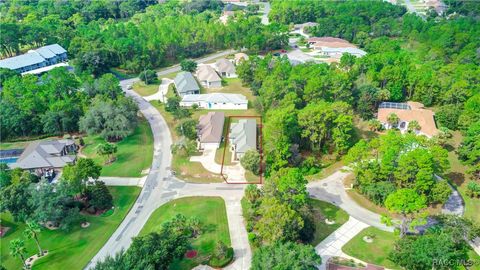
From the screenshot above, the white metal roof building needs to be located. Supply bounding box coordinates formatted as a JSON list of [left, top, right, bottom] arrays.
[[180, 93, 248, 110]]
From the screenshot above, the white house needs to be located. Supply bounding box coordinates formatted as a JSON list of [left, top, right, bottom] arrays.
[[196, 65, 222, 88], [310, 37, 367, 59], [180, 93, 248, 110], [229, 119, 257, 161], [215, 58, 237, 78]]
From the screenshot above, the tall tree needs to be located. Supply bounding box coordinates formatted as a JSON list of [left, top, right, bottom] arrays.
[[251, 242, 321, 270], [9, 239, 28, 270], [385, 188, 427, 237]]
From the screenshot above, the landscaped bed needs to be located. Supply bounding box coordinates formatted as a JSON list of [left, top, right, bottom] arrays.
[[0, 186, 140, 270], [309, 199, 349, 245], [139, 196, 231, 270], [81, 119, 153, 177]]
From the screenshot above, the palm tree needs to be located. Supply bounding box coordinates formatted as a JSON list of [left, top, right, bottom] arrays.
[[189, 217, 201, 238], [387, 113, 400, 128], [23, 221, 44, 256], [9, 238, 28, 269], [407, 120, 421, 132]]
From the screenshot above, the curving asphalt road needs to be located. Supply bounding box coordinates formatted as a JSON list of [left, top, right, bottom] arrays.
[[85, 50, 253, 270]]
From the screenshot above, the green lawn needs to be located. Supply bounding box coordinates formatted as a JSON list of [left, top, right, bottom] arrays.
[[81, 119, 153, 177], [140, 197, 231, 270], [309, 199, 349, 245], [343, 227, 480, 270], [342, 227, 400, 269], [132, 81, 160, 96], [1, 186, 140, 270]]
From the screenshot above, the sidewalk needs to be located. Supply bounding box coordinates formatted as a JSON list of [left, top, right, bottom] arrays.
[[98, 176, 146, 187]]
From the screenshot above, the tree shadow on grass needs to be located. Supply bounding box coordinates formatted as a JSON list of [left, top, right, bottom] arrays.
[[446, 172, 465, 186]]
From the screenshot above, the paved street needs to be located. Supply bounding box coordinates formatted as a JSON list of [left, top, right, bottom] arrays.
[[86, 50, 252, 269], [307, 170, 393, 232]]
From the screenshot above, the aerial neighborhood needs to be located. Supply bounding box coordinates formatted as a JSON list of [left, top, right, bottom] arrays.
[[0, 1, 479, 270]]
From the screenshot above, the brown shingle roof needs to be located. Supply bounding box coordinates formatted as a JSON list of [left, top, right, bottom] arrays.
[[198, 112, 225, 144]]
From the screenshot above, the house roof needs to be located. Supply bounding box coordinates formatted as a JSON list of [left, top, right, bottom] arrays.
[[181, 93, 248, 104], [0, 52, 46, 70], [308, 37, 351, 44], [229, 119, 256, 153], [174, 71, 200, 94], [313, 41, 357, 49], [215, 58, 236, 74], [234, 53, 249, 62], [13, 139, 76, 169], [198, 112, 225, 144], [196, 65, 221, 82], [0, 44, 67, 70], [377, 101, 439, 137]]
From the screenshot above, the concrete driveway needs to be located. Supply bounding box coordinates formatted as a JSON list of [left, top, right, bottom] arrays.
[[315, 217, 370, 270], [144, 78, 172, 102], [190, 148, 246, 183]]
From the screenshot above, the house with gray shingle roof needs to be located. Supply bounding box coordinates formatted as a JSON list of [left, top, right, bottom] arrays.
[[11, 139, 77, 178], [196, 65, 222, 88], [174, 71, 201, 97], [214, 58, 237, 78], [0, 44, 68, 74], [229, 119, 257, 160], [197, 112, 225, 149]]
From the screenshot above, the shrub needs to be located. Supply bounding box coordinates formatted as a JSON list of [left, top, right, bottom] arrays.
[[466, 181, 480, 198], [139, 69, 157, 84], [430, 181, 452, 204], [209, 247, 233, 268]]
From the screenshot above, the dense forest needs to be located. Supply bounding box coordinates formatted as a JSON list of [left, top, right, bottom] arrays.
[[236, 0, 480, 177], [0, 0, 287, 75]]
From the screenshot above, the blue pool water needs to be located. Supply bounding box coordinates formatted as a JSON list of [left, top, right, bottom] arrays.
[[0, 157, 18, 164]]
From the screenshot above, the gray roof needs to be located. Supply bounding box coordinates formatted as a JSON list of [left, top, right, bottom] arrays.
[[174, 72, 200, 95], [196, 65, 221, 82], [0, 52, 45, 70], [229, 119, 256, 153], [215, 58, 236, 74], [198, 112, 225, 143], [181, 93, 248, 104], [13, 139, 75, 169], [0, 44, 67, 70]]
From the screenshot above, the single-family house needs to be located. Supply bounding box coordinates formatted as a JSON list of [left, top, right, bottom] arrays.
[[234, 53, 249, 65], [377, 101, 439, 138], [220, 10, 235, 24], [293, 22, 318, 32], [197, 112, 225, 149], [229, 119, 257, 160], [215, 58, 237, 78], [196, 65, 222, 88], [310, 37, 367, 58], [11, 139, 77, 178], [180, 93, 248, 110], [174, 71, 201, 97], [0, 44, 68, 74]]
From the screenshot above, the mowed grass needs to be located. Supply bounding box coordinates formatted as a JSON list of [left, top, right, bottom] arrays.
[[132, 81, 160, 96], [0, 186, 140, 270], [342, 227, 400, 269], [343, 227, 480, 270], [309, 199, 349, 245], [82, 119, 153, 177], [140, 197, 231, 270]]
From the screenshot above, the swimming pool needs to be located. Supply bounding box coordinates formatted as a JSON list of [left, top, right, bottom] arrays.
[[0, 157, 19, 164]]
